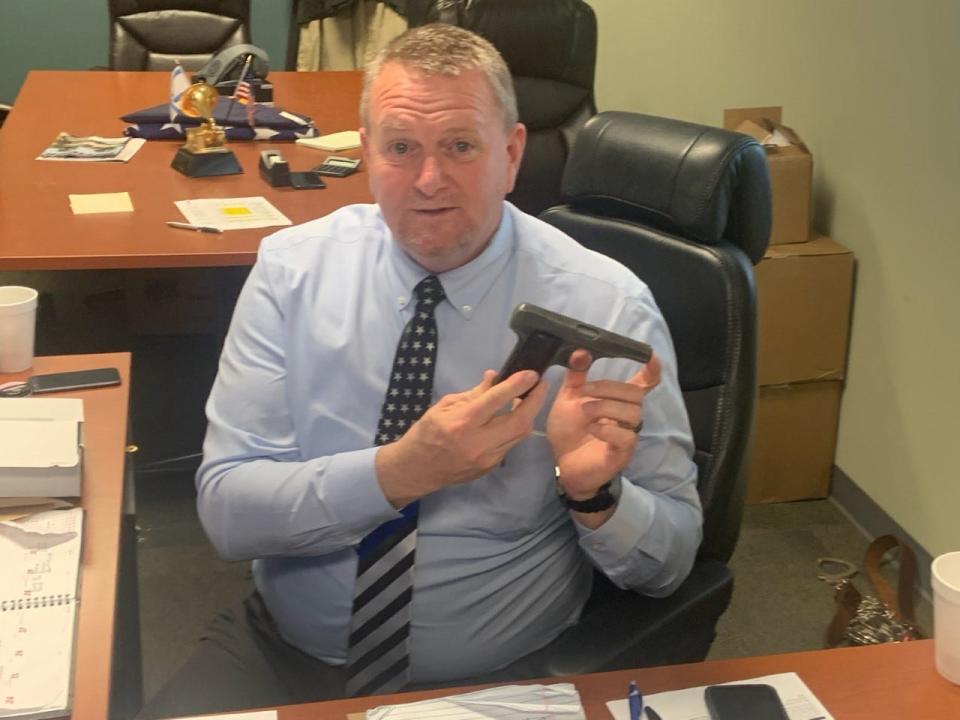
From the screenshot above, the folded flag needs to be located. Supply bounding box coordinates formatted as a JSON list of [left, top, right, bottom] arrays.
[[122, 97, 319, 141], [169, 63, 190, 122]]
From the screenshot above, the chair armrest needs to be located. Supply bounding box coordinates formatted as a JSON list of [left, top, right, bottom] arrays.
[[542, 558, 734, 675]]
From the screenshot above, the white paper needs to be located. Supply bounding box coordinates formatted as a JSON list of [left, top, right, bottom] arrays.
[[366, 683, 586, 720], [0, 498, 73, 524], [174, 196, 292, 231], [0, 398, 83, 469], [0, 507, 84, 719], [606, 672, 833, 720], [168, 712, 276, 720], [0, 421, 78, 468]]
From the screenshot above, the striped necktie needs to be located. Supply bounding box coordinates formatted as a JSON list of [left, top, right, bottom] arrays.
[[345, 275, 444, 697]]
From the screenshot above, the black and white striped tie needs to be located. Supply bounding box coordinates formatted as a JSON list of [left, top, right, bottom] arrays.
[[345, 275, 444, 697]]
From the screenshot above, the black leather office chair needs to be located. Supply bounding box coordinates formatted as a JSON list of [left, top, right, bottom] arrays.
[[467, 111, 772, 681], [408, 0, 597, 217], [108, 0, 251, 71]]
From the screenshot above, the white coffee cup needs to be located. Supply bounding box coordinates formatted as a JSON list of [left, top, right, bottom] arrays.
[[932, 551, 960, 684], [0, 286, 38, 373]]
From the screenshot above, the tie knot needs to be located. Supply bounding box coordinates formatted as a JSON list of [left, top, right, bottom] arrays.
[[414, 275, 445, 305]]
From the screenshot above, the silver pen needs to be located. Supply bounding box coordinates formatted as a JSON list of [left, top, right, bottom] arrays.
[[166, 221, 222, 234]]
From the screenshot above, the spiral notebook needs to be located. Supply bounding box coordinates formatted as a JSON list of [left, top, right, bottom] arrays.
[[0, 507, 83, 719]]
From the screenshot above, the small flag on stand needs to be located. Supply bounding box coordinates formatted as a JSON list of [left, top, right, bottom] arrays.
[[169, 62, 189, 122], [232, 55, 256, 128]]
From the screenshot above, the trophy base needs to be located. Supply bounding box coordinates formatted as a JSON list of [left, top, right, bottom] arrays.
[[171, 148, 243, 177]]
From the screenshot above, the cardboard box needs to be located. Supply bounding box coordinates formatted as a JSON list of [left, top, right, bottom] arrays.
[[756, 234, 854, 386], [0, 398, 83, 497], [746, 381, 842, 503], [724, 106, 812, 245]]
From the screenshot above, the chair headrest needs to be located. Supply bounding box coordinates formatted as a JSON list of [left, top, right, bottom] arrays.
[[561, 111, 772, 263], [464, 0, 596, 88]]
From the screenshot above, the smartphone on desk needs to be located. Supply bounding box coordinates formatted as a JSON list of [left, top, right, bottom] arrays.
[[29, 367, 121, 394], [289, 171, 326, 190], [704, 684, 789, 720]]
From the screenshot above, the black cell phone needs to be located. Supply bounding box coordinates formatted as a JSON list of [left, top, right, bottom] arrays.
[[497, 303, 652, 383], [28, 368, 121, 394], [704, 684, 789, 720], [289, 171, 326, 190]]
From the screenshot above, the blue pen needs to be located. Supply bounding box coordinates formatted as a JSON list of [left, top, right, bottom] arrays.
[[628, 680, 642, 720]]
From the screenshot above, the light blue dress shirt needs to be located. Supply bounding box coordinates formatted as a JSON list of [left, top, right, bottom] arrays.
[[197, 202, 701, 683]]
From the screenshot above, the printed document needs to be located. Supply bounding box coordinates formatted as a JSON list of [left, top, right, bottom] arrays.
[[174, 196, 292, 231]]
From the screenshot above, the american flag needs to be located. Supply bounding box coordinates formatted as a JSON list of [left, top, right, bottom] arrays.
[[232, 58, 256, 127], [234, 75, 253, 104]]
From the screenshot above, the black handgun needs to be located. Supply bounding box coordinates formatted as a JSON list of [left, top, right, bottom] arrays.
[[497, 303, 652, 384]]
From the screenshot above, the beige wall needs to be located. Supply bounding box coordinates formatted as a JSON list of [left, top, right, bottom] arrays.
[[589, 0, 960, 555]]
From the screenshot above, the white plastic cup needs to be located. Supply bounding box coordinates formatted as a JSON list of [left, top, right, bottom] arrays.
[[932, 551, 960, 684], [0, 286, 38, 373]]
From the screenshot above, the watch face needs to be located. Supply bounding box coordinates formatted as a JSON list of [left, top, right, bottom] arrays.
[[557, 476, 621, 512]]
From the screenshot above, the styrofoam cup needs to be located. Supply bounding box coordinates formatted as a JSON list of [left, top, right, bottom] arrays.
[[933, 551, 960, 684], [0, 286, 38, 373]]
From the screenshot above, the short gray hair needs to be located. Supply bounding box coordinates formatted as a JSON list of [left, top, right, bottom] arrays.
[[360, 23, 518, 130]]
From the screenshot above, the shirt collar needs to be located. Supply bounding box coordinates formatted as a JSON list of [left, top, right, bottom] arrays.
[[384, 202, 516, 320]]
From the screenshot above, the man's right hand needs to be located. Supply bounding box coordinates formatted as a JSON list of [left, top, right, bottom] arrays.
[[375, 369, 547, 508]]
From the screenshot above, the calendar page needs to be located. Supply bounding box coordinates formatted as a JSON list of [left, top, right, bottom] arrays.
[[0, 507, 83, 719]]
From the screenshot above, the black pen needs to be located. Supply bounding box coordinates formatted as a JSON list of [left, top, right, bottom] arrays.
[[166, 221, 222, 234]]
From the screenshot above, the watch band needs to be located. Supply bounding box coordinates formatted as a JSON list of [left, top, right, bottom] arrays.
[[555, 468, 621, 513]]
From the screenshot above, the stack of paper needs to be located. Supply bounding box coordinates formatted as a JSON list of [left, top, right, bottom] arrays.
[[296, 130, 361, 152], [0, 398, 84, 497]]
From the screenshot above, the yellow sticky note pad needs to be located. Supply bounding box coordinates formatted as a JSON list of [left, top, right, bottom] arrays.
[[219, 206, 254, 216], [68, 192, 134, 214]]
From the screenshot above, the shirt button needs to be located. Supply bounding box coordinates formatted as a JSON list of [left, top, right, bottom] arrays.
[[397, 296, 405, 306], [592, 542, 604, 550], [462, 305, 472, 315]]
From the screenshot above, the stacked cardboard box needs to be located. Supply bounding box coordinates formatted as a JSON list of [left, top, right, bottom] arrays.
[[725, 106, 853, 502], [724, 107, 812, 246], [748, 235, 854, 503]]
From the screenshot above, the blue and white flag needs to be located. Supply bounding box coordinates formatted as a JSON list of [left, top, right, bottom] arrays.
[[169, 63, 190, 122]]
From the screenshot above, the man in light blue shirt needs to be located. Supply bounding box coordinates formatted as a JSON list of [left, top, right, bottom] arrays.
[[141, 22, 701, 719]]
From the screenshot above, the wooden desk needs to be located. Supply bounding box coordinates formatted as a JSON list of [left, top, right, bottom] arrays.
[[281, 640, 960, 719], [0, 71, 372, 270], [1, 353, 133, 720]]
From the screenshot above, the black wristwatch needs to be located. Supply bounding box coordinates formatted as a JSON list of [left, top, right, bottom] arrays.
[[555, 467, 622, 513]]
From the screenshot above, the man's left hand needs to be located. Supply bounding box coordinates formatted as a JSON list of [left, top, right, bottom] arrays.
[[546, 349, 662, 504]]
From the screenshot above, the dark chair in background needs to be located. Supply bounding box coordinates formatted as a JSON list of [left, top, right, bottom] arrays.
[[409, 0, 597, 217], [479, 111, 771, 679], [541, 111, 771, 673], [108, 0, 251, 71]]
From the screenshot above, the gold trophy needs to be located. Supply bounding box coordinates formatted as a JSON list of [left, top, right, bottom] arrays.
[[171, 82, 242, 177]]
